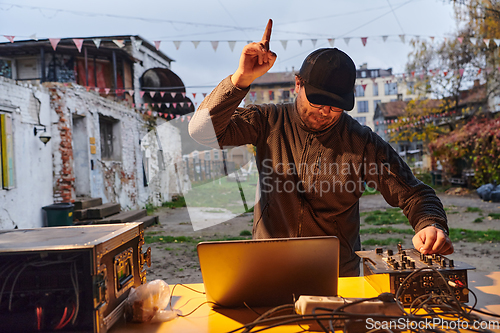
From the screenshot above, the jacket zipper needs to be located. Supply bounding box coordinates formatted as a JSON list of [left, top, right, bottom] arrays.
[[298, 134, 313, 236]]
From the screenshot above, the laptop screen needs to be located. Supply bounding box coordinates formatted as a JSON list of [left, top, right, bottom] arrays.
[[197, 236, 339, 307]]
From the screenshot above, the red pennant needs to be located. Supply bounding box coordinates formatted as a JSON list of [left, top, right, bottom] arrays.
[[3, 35, 15, 43], [144, 103, 149, 108], [147, 110, 152, 116], [170, 92, 176, 98], [160, 91, 165, 97], [132, 103, 135, 108], [202, 93, 207, 98], [86, 86, 91, 92], [458, 37, 463, 44], [140, 91, 145, 97], [192, 93, 197, 99], [73, 38, 84, 52], [477, 68, 482, 75], [49, 38, 61, 50], [443, 70, 448, 76], [154, 41, 161, 50], [459, 69, 464, 76], [104, 88, 110, 95], [187, 115, 191, 121], [411, 71, 415, 77], [361, 37, 368, 46], [187, 102, 192, 107], [173, 103, 177, 108], [182, 92, 186, 98], [361, 84, 367, 91]]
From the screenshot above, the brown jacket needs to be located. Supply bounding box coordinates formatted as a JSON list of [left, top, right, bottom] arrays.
[[189, 76, 448, 277]]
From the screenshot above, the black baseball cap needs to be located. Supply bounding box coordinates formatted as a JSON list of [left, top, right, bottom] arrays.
[[298, 48, 356, 111]]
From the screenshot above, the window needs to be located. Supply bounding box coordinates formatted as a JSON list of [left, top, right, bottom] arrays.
[[204, 151, 211, 160], [354, 117, 366, 125], [371, 70, 378, 77], [0, 113, 15, 189], [354, 85, 365, 97], [99, 115, 121, 161], [213, 149, 219, 160], [384, 82, 398, 95], [372, 83, 379, 96], [0, 59, 13, 79], [268, 91, 274, 101], [361, 71, 367, 78], [358, 100, 369, 113], [282, 90, 290, 101], [373, 100, 381, 111]]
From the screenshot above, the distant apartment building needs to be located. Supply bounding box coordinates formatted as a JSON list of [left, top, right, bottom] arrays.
[[245, 64, 418, 130]]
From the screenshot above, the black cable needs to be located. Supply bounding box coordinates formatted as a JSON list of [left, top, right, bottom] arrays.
[[311, 307, 331, 333], [177, 301, 218, 317]]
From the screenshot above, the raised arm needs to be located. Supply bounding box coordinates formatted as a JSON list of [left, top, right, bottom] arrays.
[[189, 19, 277, 148]]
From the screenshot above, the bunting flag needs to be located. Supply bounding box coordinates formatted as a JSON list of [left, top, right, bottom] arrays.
[[202, 93, 207, 98], [154, 41, 161, 50], [361, 84, 367, 91], [210, 41, 219, 51], [94, 87, 100, 93], [170, 92, 176, 98], [459, 68, 465, 76], [228, 41, 236, 52], [92, 38, 101, 49], [344, 38, 350, 46], [29, 33, 37, 41], [181, 92, 186, 98], [311, 39, 317, 47], [457, 37, 463, 44], [73, 39, 84, 52], [160, 91, 165, 97], [192, 93, 197, 99], [149, 91, 156, 98], [132, 38, 141, 51], [187, 115, 191, 121], [430, 36, 435, 42], [470, 37, 477, 45], [140, 91, 145, 98], [174, 41, 182, 50], [104, 88, 110, 95], [361, 37, 368, 46], [192, 41, 200, 49], [328, 38, 335, 47], [297, 40, 303, 46], [382, 36, 388, 42], [173, 103, 177, 108], [165, 103, 170, 108], [280, 40, 287, 50], [49, 38, 61, 50], [113, 40, 125, 48], [187, 102, 192, 107], [399, 35, 405, 43], [3, 35, 15, 43]]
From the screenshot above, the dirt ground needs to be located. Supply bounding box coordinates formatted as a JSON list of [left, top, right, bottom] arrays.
[[143, 192, 500, 285]]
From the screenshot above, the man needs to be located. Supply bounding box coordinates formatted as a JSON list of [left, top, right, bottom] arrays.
[[189, 19, 453, 276]]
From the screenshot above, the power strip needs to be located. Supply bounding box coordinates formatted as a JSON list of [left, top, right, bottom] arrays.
[[295, 295, 402, 316]]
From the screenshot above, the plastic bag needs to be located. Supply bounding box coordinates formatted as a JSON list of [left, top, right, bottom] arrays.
[[125, 279, 179, 323]]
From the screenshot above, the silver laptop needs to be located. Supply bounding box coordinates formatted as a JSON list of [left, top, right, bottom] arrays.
[[197, 236, 339, 308]]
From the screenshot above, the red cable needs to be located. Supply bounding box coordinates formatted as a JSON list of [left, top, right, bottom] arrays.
[[36, 306, 42, 331], [58, 304, 76, 329], [54, 306, 68, 330]]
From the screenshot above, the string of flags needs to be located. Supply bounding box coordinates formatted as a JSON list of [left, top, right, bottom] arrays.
[[4, 34, 500, 53], [378, 110, 463, 134]]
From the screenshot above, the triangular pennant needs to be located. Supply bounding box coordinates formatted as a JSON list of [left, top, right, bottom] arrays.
[[477, 68, 482, 75], [160, 92, 165, 98], [430, 36, 435, 42], [457, 37, 463, 44], [29, 33, 37, 41], [328, 38, 335, 47], [173, 103, 177, 108], [93, 38, 101, 48], [144, 103, 149, 108], [140, 91, 145, 98], [361, 84, 367, 91], [149, 91, 156, 98], [187, 115, 191, 121], [147, 110, 152, 116], [361, 37, 368, 46], [153, 111, 158, 117], [170, 92, 176, 98], [202, 93, 207, 98], [344, 38, 350, 46], [382, 36, 388, 42], [298, 40, 303, 46], [211, 41, 219, 51], [154, 41, 161, 50], [49, 38, 61, 51], [311, 39, 317, 47], [180, 102, 185, 107], [176, 115, 180, 119], [187, 102, 192, 107], [280, 40, 288, 50], [174, 41, 182, 50], [4, 35, 15, 43], [483, 39, 490, 47], [182, 92, 186, 98], [86, 86, 91, 92], [181, 116, 185, 122], [94, 87, 100, 93], [470, 37, 477, 45], [459, 68, 465, 76], [192, 41, 200, 49], [165, 103, 170, 108], [495, 39, 500, 46], [228, 41, 236, 52], [443, 70, 448, 76], [113, 40, 125, 48], [104, 88, 110, 95], [128, 90, 134, 96], [71, 38, 84, 53], [169, 114, 174, 119], [399, 35, 405, 43], [192, 93, 197, 99]]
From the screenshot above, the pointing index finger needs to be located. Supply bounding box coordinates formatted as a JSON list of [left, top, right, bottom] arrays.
[[261, 19, 273, 50]]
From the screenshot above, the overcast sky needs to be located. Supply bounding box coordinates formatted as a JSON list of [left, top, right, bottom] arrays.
[[0, 0, 459, 99]]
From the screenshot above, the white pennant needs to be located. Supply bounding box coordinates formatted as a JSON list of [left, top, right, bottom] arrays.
[[228, 41, 236, 52], [280, 40, 288, 50], [328, 38, 335, 47], [495, 39, 500, 46], [92, 38, 101, 49], [297, 40, 303, 47], [311, 39, 317, 47], [174, 41, 182, 50], [192, 41, 200, 49], [211, 41, 219, 51], [113, 40, 125, 48], [344, 38, 350, 46], [382, 36, 388, 42], [170, 92, 176, 98], [29, 33, 38, 41]]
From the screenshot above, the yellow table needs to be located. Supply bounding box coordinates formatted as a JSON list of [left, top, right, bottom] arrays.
[[111, 272, 500, 333]]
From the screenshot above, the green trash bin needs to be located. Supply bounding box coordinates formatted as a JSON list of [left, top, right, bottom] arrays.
[[42, 202, 74, 227]]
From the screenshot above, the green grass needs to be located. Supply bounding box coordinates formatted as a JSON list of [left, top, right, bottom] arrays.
[[363, 208, 409, 225], [360, 227, 414, 235], [162, 196, 187, 208], [362, 238, 404, 246], [449, 228, 500, 243], [362, 185, 380, 196], [145, 203, 156, 215], [466, 207, 482, 213], [473, 218, 484, 223], [239, 230, 252, 236], [488, 213, 500, 219]]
